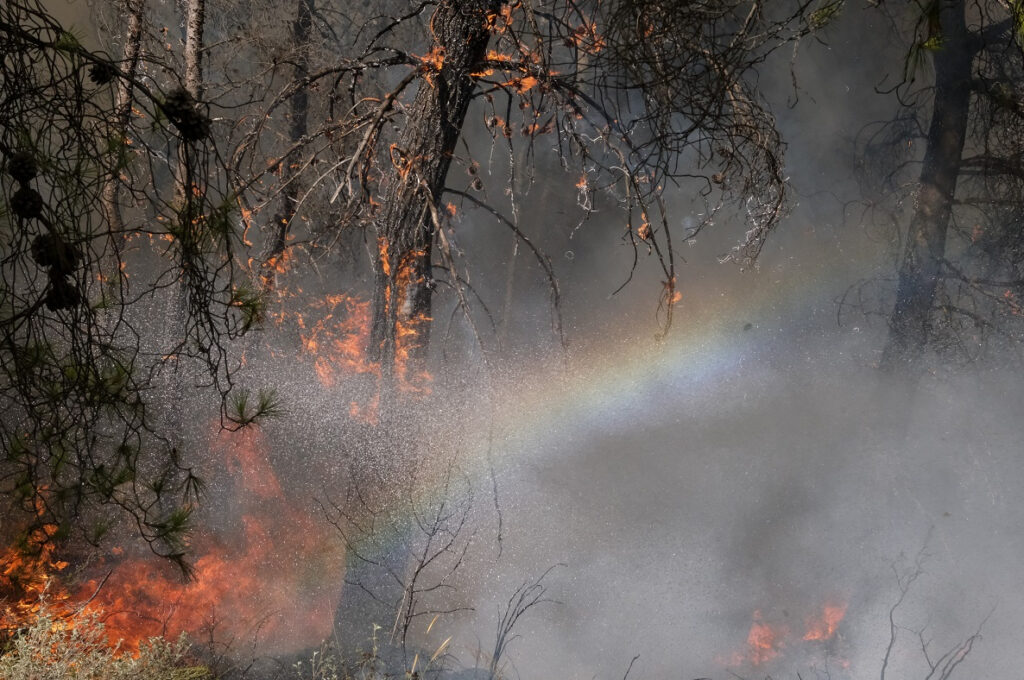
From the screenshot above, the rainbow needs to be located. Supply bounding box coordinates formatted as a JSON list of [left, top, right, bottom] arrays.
[[378, 240, 888, 543]]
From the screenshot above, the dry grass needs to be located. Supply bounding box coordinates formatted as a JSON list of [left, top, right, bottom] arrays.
[[0, 603, 209, 680]]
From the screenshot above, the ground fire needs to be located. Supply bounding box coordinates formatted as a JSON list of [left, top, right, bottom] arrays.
[[721, 602, 849, 670], [1, 427, 343, 657]]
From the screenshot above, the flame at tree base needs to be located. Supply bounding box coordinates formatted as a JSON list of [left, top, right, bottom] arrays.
[[2, 427, 344, 657]]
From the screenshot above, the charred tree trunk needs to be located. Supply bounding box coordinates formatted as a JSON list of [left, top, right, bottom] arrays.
[[335, 0, 498, 654], [260, 0, 312, 290], [369, 0, 500, 394], [880, 0, 974, 374]]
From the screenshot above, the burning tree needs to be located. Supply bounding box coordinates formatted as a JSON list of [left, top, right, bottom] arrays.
[[218, 0, 833, 645], [357, 0, 825, 386], [216, 0, 832, 395], [3, 0, 835, 661]]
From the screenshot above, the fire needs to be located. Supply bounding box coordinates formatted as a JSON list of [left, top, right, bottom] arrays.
[[265, 247, 293, 276], [376, 237, 432, 394], [416, 46, 446, 86], [1, 429, 343, 657], [0, 518, 71, 641], [258, 247, 294, 291], [569, 22, 606, 54], [75, 427, 343, 656], [239, 202, 255, 246], [394, 313, 432, 394], [300, 293, 376, 389], [803, 602, 847, 641], [2, 237, 439, 660], [507, 75, 540, 93], [393, 250, 433, 394], [485, 4, 516, 33], [472, 51, 516, 78], [746, 612, 783, 665], [722, 600, 850, 671], [416, 46, 445, 71], [484, 50, 517, 64], [522, 118, 555, 137], [378, 236, 392, 277], [281, 238, 433, 410]]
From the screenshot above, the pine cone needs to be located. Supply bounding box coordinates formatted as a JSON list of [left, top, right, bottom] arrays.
[[160, 88, 211, 141], [6, 150, 37, 184], [10, 186, 44, 219], [44, 275, 82, 311], [88, 61, 117, 85], [31, 233, 80, 274]]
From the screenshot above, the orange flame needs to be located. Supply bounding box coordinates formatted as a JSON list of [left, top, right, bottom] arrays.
[[803, 602, 847, 641], [569, 22, 607, 54], [75, 428, 343, 656], [722, 601, 850, 671], [484, 50, 517, 64], [506, 75, 540, 93], [415, 46, 446, 72], [393, 250, 433, 394], [485, 4, 516, 33], [1, 429, 344, 657], [300, 294, 376, 390], [746, 612, 784, 665], [1, 518, 71, 641]]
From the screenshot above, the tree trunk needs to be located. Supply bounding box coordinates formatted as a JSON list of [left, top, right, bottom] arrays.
[[334, 0, 498, 654], [163, 0, 205, 450], [880, 0, 974, 373], [100, 0, 145, 245], [183, 0, 204, 99], [369, 0, 499, 395], [172, 0, 204, 206], [260, 0, 312, 290]]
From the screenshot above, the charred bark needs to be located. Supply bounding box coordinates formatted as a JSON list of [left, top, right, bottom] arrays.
[[880, 0, 974, 373], [369, 0, 500, 392], [336, 0, 499, 652], [260, 0, 313, 291]]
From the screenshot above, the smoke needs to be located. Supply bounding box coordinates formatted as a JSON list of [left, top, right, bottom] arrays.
[[412, 9, 1024, 679], [439, 331, 1024, 678], [16, 1, 1024, 678]]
